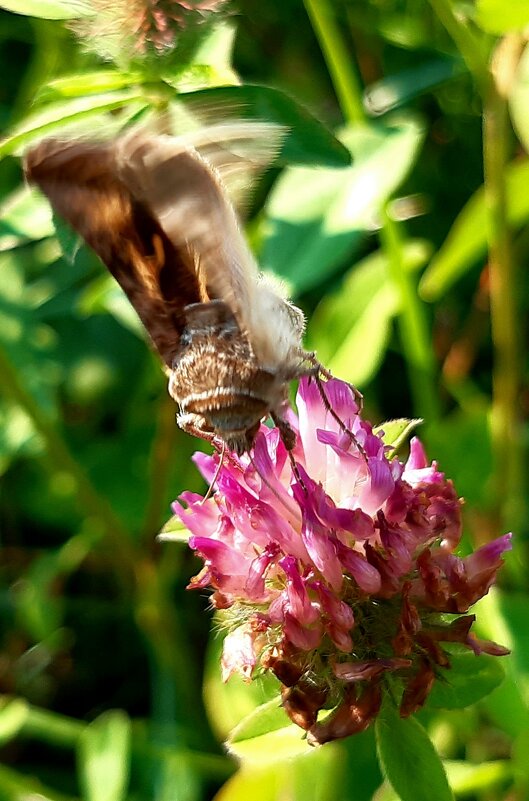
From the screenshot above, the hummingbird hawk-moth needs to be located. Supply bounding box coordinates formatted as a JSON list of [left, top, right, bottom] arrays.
[[24, 125, 327, 455]]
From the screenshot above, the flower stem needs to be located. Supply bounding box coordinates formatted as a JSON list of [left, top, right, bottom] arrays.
[[302, 0, 365, 126], [380, 212, 440, 422], [425, 0, 489, 95], [426, 0, 526, 533]]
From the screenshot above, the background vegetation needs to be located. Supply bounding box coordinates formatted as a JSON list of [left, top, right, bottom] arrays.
[[0, 0, 528, 799]]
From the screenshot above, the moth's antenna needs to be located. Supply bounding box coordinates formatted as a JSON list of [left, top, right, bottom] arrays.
[[201, 441, 226, 504]]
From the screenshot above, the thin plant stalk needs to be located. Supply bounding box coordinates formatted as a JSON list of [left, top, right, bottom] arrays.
[[427, 0, 526, 536], [484, 40, 526, 534], [302, 0, 439, 422]]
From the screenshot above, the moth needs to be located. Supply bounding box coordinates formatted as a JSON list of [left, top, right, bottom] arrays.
[[24, 125, 329, 456]]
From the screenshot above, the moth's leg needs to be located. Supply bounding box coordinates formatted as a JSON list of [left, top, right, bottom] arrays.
[[270, 410, 307, 492], [300, 349, 364, 409], [177, 413, 216, 445], [292, 351, 368, 462], [177, 413, 227, 501], [270, 411, 296, 451]]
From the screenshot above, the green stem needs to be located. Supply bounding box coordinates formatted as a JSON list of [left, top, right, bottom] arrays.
[[303, 0, 439, 420], [302, 0, 365, 125], [426, 0, 489, 97], [0, 345, 136, 577], [22, 702, 85, 748], [483, 59, 526, 532], [380, 213, 440, 422], [10, 696, 233, 779]]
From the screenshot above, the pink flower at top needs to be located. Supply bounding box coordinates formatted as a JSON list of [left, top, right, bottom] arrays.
[[171, 378, 511, 745]]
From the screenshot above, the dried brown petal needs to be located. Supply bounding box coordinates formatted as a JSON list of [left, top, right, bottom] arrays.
[[307, 682, 382, 746], [282, 679, 328, 730], [400, 658, 436, 717]]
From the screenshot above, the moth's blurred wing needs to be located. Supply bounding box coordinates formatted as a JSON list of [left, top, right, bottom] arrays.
[[116, 133, 258, 332], [24, 139, 202, 367]]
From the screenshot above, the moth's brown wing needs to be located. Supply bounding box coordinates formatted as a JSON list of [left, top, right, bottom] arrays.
[[23, 138, 202, 367], [115, 132, 259, 346]]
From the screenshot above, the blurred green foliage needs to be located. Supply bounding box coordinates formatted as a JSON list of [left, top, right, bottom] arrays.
[[0, 0, 528, 799]]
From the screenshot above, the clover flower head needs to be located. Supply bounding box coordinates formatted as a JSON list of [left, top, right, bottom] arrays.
[[173, 378, 511, 745]]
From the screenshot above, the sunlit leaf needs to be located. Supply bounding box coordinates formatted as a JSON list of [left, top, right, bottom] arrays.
[[476, 0, 529, 33], [190, 20, 236, 70], [375, 702, 454, 801], [0, 186, 54, 250], [0, 697, 29, 746], [158, 514, 191, 543], [427, 649, 506, 709], [227, 699, 309, 763], [77, 710, 131, 801], [0, 0, 91, 19], [419, 160, 529, 300], [374, 418, 423, 456], [262, 118, 425, 292], [215, 746, 343, 801], [307, 240, 431, 381]]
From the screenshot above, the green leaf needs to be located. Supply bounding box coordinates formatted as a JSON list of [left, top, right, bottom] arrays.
[[0, 186, 54, 250], [476, 0, 529, 33], [77, 274, 144, 337], [262, 118, 425, 293], [307, 240, 431, 381], [227, 699, 310, 764], [0, 0, 91, 19], [375, 702, 454, 801], [77, 710, 131, 801], [374, 418, 423, 455], [364, 57, 465, 116], [0, 697, 29, 746], [190, 19, 237, 72], [179, 84, 352, 167], [158, 514, 192, 543], [419, 159, 529, 300], [0, 90, 148, 158], [427, 649, 506, 709]]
